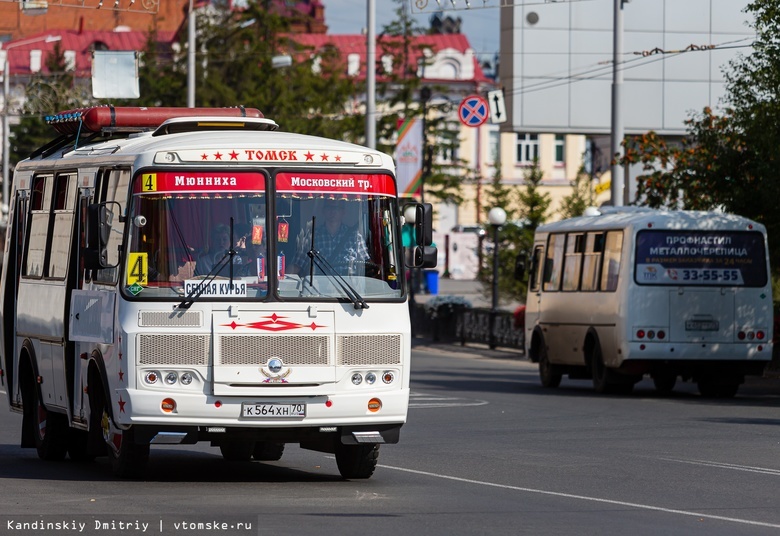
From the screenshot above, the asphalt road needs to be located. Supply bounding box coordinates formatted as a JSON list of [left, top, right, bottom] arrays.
[[1, 344, 780, 536]]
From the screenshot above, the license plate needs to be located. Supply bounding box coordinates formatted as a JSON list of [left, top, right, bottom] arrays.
[[242, 403, 306, 418], [685, 320, 719, 331]]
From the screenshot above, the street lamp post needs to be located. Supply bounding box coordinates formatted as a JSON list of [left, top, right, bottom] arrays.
[[2, 34, 61, 219], [488, 207, 506, 350]]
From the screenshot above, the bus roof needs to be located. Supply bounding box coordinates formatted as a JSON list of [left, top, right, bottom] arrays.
[[536, 207, 765, 234], [19, 114, 395, 173]]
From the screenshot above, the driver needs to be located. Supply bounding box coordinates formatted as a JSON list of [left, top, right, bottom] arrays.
[[290, 199, 370, 274]]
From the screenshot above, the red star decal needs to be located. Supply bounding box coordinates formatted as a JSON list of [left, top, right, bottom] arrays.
[[221, 313, 327, 332], [201, 153, 209, 160], [213, 152, 223, 160], [229, 151, 239, 160], [320, 153, 329, 161], [118, 371, 124, 382], [118, 396, 126, 413], [118, 352, 123, 360], [305, 151, 315, 161], [335, 155, 342, 162]]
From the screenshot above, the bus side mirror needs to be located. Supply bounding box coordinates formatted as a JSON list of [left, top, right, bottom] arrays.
[[414, 203, 434, 246], [422, 245, 438, 269], [514, 254, 526, 280], [86, 202, 120, 269]]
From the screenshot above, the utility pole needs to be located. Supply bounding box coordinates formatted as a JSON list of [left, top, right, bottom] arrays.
[[609, 0, 625, 207], [187, 0, 195, 108], [366, 0, 376, 148]]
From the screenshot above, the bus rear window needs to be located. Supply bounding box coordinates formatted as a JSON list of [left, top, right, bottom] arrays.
[[634, 230, 767, 287]]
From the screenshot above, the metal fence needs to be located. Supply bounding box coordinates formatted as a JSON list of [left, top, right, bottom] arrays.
[[410, 303, 525, 352]]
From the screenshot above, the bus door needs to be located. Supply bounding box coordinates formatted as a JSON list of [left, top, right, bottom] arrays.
[[526, 242, 545, 340], [0, 171, 32, 407]]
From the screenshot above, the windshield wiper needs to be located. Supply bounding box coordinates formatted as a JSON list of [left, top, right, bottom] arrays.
[[304, 216, 367, 309], [177, 218, 238, 309]]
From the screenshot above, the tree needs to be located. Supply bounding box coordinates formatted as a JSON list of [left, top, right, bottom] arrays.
[[11, 43, 95, 165], [375, 0, 466, 205], [477, 160, 551, 305], [617, 0, 780, 271], [558, 165, 595, 219]]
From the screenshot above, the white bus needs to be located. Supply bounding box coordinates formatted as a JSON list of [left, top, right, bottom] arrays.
[[525, 207, 773, 397], [0, 106, 436, 479]]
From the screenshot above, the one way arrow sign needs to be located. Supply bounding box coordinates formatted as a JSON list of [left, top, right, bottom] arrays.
[[487, 89, 507, 124]]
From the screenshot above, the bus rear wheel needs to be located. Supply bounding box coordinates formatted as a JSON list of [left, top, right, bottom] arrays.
[[220, 442, 254, 461], [697, 380, 739, 398], [652, 373, 677, 395], [591, 345, 633, 394], [335, 444, 379, 479], [31, 389, 69, 461], [538, 344, 562, 388], [253, 442, 285, 461]]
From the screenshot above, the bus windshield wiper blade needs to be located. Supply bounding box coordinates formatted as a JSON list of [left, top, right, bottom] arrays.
[[177, 218, 238, 309], [177, 251, 235, 309], [307, 249, 368, 310]]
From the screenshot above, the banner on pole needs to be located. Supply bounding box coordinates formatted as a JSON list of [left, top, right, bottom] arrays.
[[393, 118, 423, 199]]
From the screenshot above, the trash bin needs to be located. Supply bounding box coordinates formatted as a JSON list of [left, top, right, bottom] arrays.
[[424, 270, 439, 295]]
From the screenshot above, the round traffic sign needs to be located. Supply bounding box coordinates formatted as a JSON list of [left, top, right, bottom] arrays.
[[458, 95, 489, 127]]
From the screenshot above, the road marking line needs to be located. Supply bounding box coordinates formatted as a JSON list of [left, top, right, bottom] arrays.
[[379, 464, 780, 529], [661, 457, 780, 476]]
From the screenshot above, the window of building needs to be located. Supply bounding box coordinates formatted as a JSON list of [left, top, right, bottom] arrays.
[[516, 133, 539, 164], [555, 134, 565, 164]]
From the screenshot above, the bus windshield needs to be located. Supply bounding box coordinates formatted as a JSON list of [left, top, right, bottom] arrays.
[[124, 170, 403, 301], [634, 229, 768, 287]]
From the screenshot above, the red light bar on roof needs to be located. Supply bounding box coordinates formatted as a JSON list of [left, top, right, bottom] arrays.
[[45, 105, 264, 135]]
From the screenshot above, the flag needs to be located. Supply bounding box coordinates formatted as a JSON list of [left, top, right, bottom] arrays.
[[393, 118, 423, 199]]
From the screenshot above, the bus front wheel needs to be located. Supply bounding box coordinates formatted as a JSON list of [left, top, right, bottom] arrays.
[[335, 444, 379, 479]]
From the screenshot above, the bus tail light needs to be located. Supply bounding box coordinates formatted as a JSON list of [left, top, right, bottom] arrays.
[[738, 330, 766, 341], [635, 328, 666, 341]]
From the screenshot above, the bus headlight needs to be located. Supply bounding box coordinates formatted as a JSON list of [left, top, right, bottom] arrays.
[[351, 373, 363, 385], [165, 372, 178, 385], [365, 372, 377, 385], [180, 372, 193, 385]]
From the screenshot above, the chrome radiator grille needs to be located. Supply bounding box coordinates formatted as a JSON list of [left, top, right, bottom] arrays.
[[218, 335, 330, 366], [138, 334, 210, 365], [337, 335, 402, 366]]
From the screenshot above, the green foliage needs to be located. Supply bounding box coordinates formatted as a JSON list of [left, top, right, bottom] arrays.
[[558, 166, 595, 219], [11, 43, 96, 164], [374, 0, 465, 205], [617, 0, 780, 275], [477, 161, 551, 306]]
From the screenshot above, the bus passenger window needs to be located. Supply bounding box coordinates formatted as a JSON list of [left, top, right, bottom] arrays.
[[529, 246, 544, 292], [600, 231, 623, 291], [543, 233, 565, 291], [562, 233, 584, 291], [581, 233, 603, 291]]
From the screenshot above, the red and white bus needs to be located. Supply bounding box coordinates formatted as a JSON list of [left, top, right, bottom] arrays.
[[0, 106, 435, 479]]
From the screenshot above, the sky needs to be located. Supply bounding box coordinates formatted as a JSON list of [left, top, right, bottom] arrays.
[[321, 0, 501, 59]]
